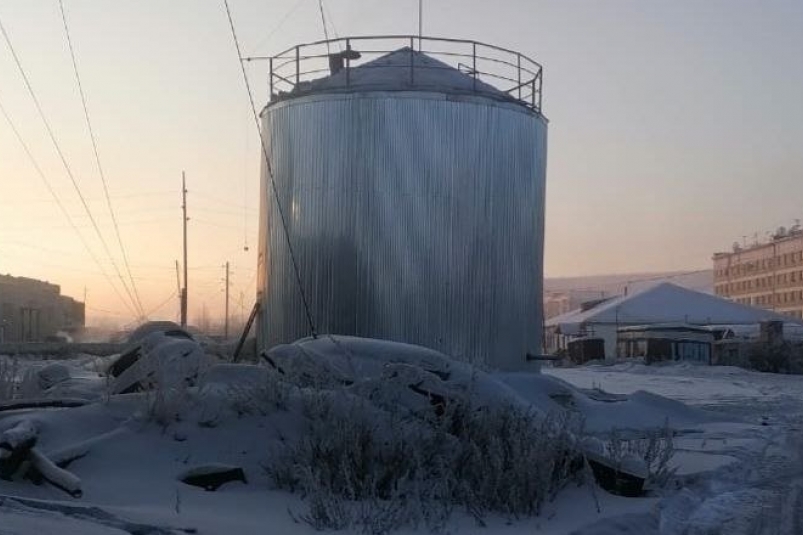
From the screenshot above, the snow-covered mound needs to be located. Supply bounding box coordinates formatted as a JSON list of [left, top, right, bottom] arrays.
[[0, 335, 751, 535], [267, 336, 531, 414], [111, 331, 210, 395], [126, 321, 194, 346]]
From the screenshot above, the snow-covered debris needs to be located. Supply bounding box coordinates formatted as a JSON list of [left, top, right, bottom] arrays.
[[45, 427, 129, 469], [125, 321, 194, 347], [0, 418, 83, 497], [3, 337, 791, 534], [262, 337, 589, 531], [178, 463, 247, 491], [267, 335, 531, 411], [198, 363, 273, 391], [36, 363, 71, 390], [109, 322, 195, 379], [110, 331, 209, 395], [29, 447, 82, 497], [0, 419, 38, 453], [348, 362, 460, 416]]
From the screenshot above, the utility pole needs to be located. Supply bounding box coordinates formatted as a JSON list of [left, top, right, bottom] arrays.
[[175, 260, 182, 320], [224, 261, 230, 338], [239, 290, 245, 327], [181, 172, 189, 328]]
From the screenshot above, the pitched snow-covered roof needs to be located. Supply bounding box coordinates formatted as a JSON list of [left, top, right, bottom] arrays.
[[290, 47, 517, 104], [546, 282, 796, 334]]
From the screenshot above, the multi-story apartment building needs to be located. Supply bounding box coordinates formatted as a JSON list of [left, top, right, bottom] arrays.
[[713, 227, 803, 320], [544, 292, 573, 320], [0, 274, 85, 342]]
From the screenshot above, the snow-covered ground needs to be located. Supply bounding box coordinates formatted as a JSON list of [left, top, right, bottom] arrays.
[[546, 363, 803, 535], [2, 345, 803, 535]]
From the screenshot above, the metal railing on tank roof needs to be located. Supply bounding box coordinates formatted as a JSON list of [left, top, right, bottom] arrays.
[[244, 36, 543, 113]]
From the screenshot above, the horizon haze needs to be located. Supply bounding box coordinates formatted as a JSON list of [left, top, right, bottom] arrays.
[[1, 0, 801, 326]]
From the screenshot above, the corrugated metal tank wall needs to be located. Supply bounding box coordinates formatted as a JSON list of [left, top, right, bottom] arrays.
[[257, 91, 547, 371]]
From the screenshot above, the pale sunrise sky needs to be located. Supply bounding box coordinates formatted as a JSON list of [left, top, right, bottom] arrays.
[[1, 0, 802, 327]]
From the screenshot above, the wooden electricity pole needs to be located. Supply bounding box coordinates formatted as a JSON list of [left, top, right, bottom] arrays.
[[224, 261, 230, 338], [175, 260, 182, 322], [180, 172, 188, 328]]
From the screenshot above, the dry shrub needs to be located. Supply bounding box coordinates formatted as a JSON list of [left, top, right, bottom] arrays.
[[604, 420, 676, 488], [266, 389, 583, 534], [0, 356, 17, 401]]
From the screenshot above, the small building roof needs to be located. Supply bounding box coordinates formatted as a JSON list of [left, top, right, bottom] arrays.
[[617, 323, 714, 334], [546, 282, 797, 335], [289, 47, 520, 105]]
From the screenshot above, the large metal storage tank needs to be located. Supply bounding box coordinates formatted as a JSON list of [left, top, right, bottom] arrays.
[[257, 38, 547, 370]]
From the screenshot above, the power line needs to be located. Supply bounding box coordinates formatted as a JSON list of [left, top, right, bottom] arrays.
[[247, 0, 308, 55], [58, 0, 145, 320], [0, 14, 145, 319], [323, 0, 339, 40], [222, 0, 317, 338], [0, 95, 139, 319], [545, 269, 712, 295], [118, 290, 178, 331], [12, 191, 175, 206], [86, 305, 129, 317], [317, 0, 331, 54], [0, 217, 175, 232], [143, 290, 179, 318]]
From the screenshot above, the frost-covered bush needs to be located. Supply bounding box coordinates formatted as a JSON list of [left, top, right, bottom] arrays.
[[451, 405, 581, 518], [0, 356, 17, 401], [747, 342, 803, 375], [142, 369, 193, 427], [0, 357, 40, 400], [266, 388, 582, 534], [15, 366, 41, 399], [224, 367, 291, 416], [112, 332, 212, 426], [603, 421, 675, 488]]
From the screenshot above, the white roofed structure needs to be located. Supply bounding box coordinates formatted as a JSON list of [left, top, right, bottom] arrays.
[[546, 282, 799, 360]]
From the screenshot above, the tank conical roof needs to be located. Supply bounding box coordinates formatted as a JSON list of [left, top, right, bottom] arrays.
[[286, 47, 519, 105]]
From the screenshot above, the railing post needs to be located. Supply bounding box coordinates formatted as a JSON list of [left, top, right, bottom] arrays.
[[472, 42, 477, 92], [517, 54, 522, 100], [409, 36, 415, 86], [346, 38, 351, 87], [295, 45, 300, 87], [531, 78, 536, 110], [537, 70, 543, 111], [269, 57, 274, 99]]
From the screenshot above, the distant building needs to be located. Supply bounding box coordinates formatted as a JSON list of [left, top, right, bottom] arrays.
[[543, 270, 714, 321], [713, 225, 803, 320], [544, 293, 572, 320], [617, 324, 714, 365], [0, 274, 85, 343], [545, 282, 791, 361]]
